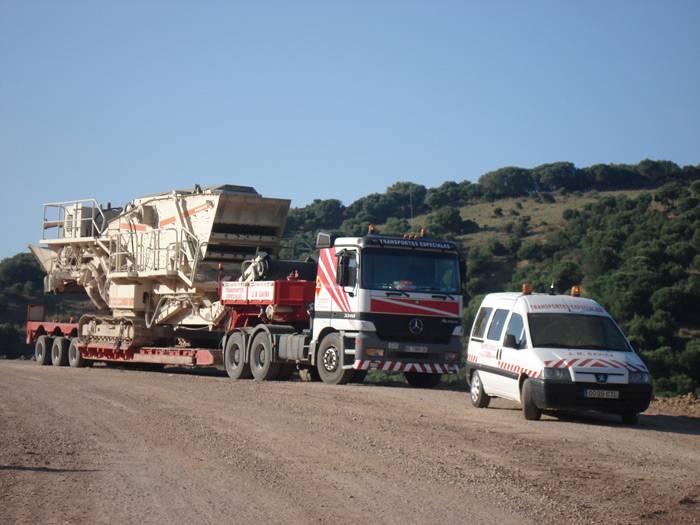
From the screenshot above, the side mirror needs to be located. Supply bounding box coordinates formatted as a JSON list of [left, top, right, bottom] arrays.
[[316, 232, 331, 249], [504, 334, 519, 349], [458, 257, 466, 283]]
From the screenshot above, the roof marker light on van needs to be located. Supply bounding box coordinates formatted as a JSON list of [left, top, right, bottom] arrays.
[[571, 286, 581, 297], [368, 224, 377, 234], [522, 283, 533, 295]]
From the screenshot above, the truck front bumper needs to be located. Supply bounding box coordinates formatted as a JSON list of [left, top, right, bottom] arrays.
[[531, 379, 653, 413], [351, 332, 462, 374]]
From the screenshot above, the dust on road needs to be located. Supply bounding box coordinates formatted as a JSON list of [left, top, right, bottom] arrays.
[[1, 361, 699, 524]]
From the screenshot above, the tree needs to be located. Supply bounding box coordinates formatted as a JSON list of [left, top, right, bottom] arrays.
[[425, 207, 463, 235], [478, 167, 534, 198]]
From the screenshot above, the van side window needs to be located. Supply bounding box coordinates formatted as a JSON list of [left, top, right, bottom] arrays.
[[471, 307, 493, 339], [486, 309, 509, 341], [504, 313, 526, 348]]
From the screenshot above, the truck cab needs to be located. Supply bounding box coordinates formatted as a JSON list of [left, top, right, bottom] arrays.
[[465, 287, 652, 424], [312, 232, 464, 387]]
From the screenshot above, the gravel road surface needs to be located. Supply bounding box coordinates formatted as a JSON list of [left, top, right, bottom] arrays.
[[1, 360, 699, 524]]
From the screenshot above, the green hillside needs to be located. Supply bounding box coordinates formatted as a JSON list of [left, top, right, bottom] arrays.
[[2, 159, 699, 394]]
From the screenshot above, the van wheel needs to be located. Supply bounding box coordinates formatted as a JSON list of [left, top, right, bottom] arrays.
[[317, 333, 353, 385], [35, 336, 52, 366], [224, 332, 252, 380], [470, 371, 490, 408], [68, 338, 85, 368], [620, 411, 639, 425], [51, 337, 69, 367], [249, 332, 280, 381], [405, 372, 442, 389], [521, 379, 542, 420]]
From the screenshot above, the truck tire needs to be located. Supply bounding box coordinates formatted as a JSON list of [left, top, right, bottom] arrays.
[[224, 332, 252, 380], [35, 336, 52, 366], [68, 338, 86, 368], [521, 378, 542, 421], [469, 370, 491, 408], [249, 332, 280, 381], [317, 333, 354, 385], [620, 411, 639, 425], [404, 372, 442, 389], [51, 337, 69, 367]]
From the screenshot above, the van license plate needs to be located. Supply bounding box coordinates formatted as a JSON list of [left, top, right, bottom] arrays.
[[585, 389, 619, 399], [404, 345, 428, 353]]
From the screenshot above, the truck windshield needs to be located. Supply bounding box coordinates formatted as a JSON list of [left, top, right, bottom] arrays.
[[528, 313, 631, 352], [361, 249, 460, 294]]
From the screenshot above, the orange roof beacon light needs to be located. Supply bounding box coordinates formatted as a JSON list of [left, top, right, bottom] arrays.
[[522, 283, 533, 295], [419, 228, 428, 237], [368, 224, 376, 235], [571, 285, 581, 297]]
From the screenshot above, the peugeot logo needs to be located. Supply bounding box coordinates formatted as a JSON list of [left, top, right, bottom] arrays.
[[408, 318, 424, 335], [595, 373, 608, 384]]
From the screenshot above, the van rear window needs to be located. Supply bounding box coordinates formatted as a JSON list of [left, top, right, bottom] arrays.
[[471, 307, 492, 339], [486, 309, 509, 341]]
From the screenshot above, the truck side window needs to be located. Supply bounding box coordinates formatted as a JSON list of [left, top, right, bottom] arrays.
[[471, 307, 492, 339], [486, 309, 509, 341], [504, 313, 526, 349], [347, 255, 357, 288]]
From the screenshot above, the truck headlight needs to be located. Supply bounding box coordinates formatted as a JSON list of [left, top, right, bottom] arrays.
[[629, 372, 650, 384], [542, 367, 571, 381], [365, 348, 385, 357]]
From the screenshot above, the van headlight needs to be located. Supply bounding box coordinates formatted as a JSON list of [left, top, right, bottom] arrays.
[[542, 367, 571, 381], [629, 372, 651, 384]]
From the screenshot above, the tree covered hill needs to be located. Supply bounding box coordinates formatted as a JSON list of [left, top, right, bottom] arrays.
[[282, 159, 700, 395], [1, 158, 699, 394]]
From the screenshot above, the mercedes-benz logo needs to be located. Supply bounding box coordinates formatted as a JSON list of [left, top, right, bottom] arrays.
[[408, 318, 424, 335]]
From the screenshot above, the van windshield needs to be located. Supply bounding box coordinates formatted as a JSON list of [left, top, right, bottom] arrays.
[[528, 313, 631, 352]]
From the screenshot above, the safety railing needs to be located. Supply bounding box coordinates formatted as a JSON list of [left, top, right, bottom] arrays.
[[41, 199, 106, 241]]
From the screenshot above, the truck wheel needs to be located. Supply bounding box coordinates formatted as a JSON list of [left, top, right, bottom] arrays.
[[317, 333, 354, 385], [68, 338, 85, 368], [35, 336, 52, 366], [404, 372, 442, 389], [224, 332, 252, 380], [51, 337, 69, 367], [470, 371, 491, 408], [249, 332, 280, 381], [521, 378, 542, 421], [620, 411, 639, 425]]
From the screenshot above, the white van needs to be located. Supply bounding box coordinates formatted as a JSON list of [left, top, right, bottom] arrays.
[[465, 288, 652, 424]]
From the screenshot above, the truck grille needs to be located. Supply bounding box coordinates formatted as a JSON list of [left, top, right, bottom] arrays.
[[367, 314, 458, 344]]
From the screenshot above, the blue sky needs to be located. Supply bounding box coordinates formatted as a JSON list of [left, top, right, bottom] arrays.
[[1, 0, 699, 257]]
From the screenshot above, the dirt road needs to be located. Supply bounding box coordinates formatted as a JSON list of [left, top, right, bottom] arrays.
[[1, 361, 699, 525]]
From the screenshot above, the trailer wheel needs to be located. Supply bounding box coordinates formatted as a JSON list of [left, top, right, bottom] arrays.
[[404, 372, 442, 389], [224, 332, 252, 380], [317, 333, 353, 385], [68, 338, 85, 368], [249, 332, 280, 381], [521, 378, 542, 421], [35, 335, 52, 366], [51, 337, 69, 367], [469, 370, 490, 408]]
